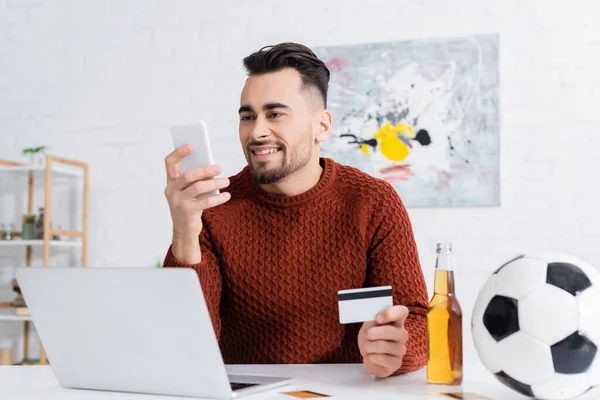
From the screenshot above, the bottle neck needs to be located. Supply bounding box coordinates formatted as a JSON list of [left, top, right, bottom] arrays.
[[434, 243, 456, 295]]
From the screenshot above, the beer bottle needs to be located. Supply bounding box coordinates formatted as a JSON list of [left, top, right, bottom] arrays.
[[427, 242, 463, 385]]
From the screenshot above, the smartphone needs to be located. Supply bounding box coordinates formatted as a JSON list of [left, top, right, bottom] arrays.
[[170, 120, 219, 198]]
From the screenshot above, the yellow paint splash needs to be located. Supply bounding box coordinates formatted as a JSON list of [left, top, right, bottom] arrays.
[[360, 143, 370, 155], [372, 122, 414, 162]]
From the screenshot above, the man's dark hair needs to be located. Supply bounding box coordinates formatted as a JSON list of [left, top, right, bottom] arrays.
[[243, 42, 330, 108]]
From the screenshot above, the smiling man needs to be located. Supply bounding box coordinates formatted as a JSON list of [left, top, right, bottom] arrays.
[[162, 42, 429, 378]]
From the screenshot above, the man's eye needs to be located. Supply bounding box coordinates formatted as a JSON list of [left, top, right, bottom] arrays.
[[269, 113, 282, 118], [240, 115, 254, 121]]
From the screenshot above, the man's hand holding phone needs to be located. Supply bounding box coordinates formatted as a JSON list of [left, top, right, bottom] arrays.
[[163, 144, 231, 264]]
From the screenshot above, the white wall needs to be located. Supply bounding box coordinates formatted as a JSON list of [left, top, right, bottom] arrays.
[[1, 0, 599, 362]]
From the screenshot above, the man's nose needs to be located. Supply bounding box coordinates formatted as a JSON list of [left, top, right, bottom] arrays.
[[251, 116, 271, 141]]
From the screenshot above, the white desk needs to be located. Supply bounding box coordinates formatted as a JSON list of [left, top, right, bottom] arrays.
[[3, 363, 600, 400]]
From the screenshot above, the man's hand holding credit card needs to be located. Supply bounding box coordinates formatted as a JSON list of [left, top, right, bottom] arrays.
[[338, 285, 410, 378]]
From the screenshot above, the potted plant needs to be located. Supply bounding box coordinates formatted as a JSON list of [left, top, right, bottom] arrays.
[[22, 146, 48, 166], [21, 214, 36, 240]]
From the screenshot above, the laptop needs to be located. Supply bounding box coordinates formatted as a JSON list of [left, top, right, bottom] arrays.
[[15, 267, 292, 398]]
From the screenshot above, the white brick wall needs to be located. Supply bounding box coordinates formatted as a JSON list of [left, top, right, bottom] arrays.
[[1, 0, 599, 361]]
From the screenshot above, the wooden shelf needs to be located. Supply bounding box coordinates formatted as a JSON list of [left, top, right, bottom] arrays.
[[0, 164, 83, 177], [0, 314, 32, 322], [0, 240, 81, 248], [0, 305, 32, 322]]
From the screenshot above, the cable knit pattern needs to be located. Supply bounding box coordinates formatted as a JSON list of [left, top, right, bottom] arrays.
[[163, 157, 428, 374]]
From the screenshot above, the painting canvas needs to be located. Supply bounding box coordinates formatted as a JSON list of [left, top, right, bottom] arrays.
[[313, 34, 499, 207]]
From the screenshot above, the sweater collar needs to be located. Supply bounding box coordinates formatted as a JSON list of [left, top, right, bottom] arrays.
[[243, 157, 337, 207]]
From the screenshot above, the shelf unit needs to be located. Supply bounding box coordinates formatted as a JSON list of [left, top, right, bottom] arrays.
[[0, 155, 88, 365]]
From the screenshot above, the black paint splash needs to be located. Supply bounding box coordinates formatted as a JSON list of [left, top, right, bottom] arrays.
[[340, 134, 378, 152], [447, 135, 470, 164], [415, 130, 431, 146], [447, 135, 455, 150]]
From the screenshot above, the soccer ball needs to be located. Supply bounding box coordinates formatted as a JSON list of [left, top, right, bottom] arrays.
[[472, 252, 600, 399]]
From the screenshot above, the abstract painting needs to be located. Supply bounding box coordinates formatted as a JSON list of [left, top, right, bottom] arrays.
[[313, 34, 499, 207]]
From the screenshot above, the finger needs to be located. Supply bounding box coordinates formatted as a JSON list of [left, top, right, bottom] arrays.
[[165, 144, 192, 181], [366, 325, 408, 343], [368, 354, 401, 376], [361, 321, 377, 331], [364, 360, 391, 378], [376, 305, 409, 327], [195, 191, 232, 210], [359, 321, 377, 342], [363, 339, 405, 358], [181, 178, 230, 199], [173, 165, 222, 191]]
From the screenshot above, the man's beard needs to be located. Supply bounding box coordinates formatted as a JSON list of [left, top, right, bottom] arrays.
[[246, 137, 313, 185]]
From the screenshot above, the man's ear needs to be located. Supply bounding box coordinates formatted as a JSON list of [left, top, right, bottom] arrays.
[[315, 109, 332, 143]]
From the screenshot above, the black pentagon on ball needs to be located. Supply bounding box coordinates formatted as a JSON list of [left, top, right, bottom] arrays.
[[494, 371, 534, 397], [551, 331, 597, 374], [493, 254, 524, 274], [546, 262, 592, 296], [483, 295, 520, 342]]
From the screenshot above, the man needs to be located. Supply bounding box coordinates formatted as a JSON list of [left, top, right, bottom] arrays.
[[162, 42, 429, 378]]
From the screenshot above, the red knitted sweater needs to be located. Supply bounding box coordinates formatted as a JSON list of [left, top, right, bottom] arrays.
[[163, 157, 428, 374]]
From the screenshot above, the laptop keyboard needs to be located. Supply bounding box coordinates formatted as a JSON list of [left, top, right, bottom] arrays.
[[230, 382, 259, 391]]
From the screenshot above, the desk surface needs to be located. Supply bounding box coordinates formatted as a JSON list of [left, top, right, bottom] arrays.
[[3, 363, 600, 400]]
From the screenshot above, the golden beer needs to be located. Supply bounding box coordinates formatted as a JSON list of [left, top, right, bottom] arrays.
[[427, 243, 463, 385]]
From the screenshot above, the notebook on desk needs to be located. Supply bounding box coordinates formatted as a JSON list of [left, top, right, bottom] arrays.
[[15, 266, 292, 399]]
